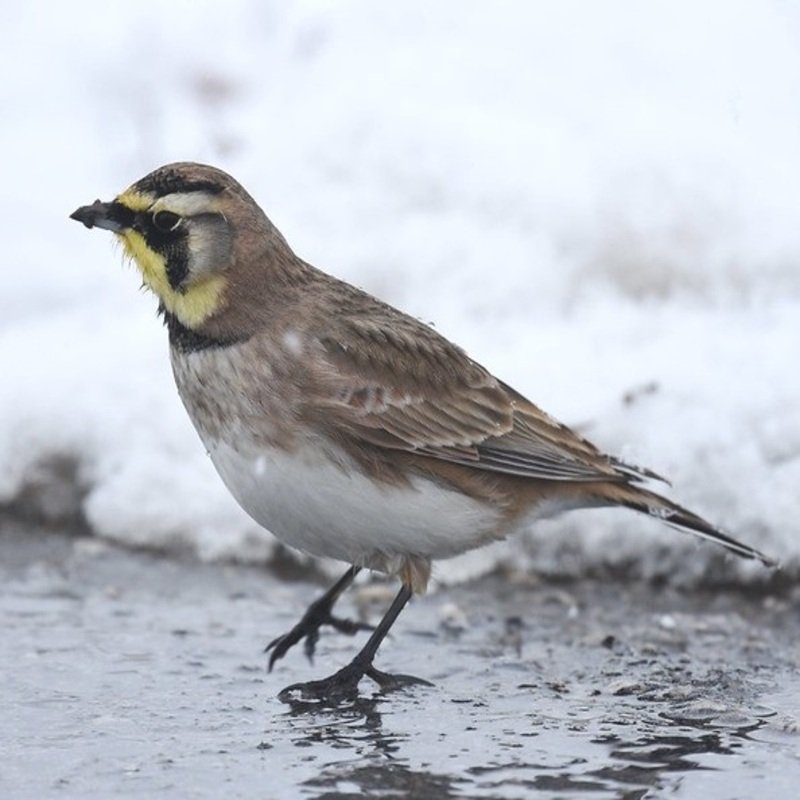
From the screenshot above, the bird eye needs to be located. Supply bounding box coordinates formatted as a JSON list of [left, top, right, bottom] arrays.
[[152, 210, 181, 232]]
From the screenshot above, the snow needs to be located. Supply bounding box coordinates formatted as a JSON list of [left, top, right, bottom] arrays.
[[1, 0, 798, 584]]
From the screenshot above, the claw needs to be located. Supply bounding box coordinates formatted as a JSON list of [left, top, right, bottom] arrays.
[[264, 566, 368, 670], [365, 665, 432, 691], [271, 578, 424, 704], [265, 631, 302, 671], [265, 612, 372, 670], [278, 658, 431, 704], [329, 615, 374, 636], [302, 628, 320, 662]]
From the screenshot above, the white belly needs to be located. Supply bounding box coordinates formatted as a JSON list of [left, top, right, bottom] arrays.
[[207, 439, 501, 568]]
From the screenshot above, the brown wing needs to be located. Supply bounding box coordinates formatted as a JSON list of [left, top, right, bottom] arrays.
[[305, 309, 660, 484]]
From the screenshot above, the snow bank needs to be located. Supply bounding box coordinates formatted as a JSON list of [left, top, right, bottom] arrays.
[[1, 0, 798, 584]]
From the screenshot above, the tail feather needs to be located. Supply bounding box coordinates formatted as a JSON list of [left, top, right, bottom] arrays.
[[612, 486, 777, 568]]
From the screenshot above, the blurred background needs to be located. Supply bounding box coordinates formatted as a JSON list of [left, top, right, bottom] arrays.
[[1, 0, 798, 585]]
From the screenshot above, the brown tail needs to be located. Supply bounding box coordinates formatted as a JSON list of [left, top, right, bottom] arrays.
[[602, 485, 777, 568]]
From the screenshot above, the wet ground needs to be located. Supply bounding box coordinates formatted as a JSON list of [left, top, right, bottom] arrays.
[[3, 518, 800, 799]]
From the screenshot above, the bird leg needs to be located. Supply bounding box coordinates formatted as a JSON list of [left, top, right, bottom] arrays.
[[278, 583, 431, 703], [265, 565, 372, 670]]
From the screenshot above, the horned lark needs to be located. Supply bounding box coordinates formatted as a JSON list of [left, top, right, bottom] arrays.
[[71, 163, 774, 701]]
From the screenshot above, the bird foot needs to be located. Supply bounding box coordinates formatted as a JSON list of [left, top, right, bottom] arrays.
[[277, 658, 432, 704], [265, 597, 372, 670]]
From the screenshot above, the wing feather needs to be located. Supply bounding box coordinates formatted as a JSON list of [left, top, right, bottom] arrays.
[[304, 310, 659, 485]]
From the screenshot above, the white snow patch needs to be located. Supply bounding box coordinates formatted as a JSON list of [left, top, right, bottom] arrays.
[[1, 0, 799, 584]]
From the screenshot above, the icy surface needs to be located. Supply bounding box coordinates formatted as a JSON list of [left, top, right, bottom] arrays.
[[1, 1, 799, 582], [4, 526, 800, 799]]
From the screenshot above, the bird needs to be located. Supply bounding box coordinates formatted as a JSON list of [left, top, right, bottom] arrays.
[[70, 162, 775, 702]]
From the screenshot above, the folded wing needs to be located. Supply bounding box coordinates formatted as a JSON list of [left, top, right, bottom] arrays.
[[306, 312, 660, 485]]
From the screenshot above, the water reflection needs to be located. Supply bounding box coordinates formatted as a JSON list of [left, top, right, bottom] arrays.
[[283, 692, 463, 798], [277, 689, 775, 799], [283, 693, 399, 757]]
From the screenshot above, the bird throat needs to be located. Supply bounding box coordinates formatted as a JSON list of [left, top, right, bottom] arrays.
[[117, 227, 227, 330], [160, 306, 249, 353]]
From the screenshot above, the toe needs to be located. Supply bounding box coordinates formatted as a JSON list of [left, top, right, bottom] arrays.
[[328, 615, 375, 636], [365, 666, 433, 691]]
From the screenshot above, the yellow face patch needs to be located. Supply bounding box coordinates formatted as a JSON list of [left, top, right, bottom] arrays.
[[114, 191, 227, 329]]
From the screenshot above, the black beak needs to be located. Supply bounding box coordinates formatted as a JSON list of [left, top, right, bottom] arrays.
[[70, 200, 135, 232]]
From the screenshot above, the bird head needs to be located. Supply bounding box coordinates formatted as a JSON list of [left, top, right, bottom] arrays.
[[71, 162, 295, 342]]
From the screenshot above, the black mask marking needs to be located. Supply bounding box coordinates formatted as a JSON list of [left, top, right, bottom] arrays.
[[132, 212, 190, 291], [160, 306, 248, 353]]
